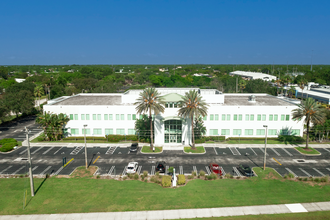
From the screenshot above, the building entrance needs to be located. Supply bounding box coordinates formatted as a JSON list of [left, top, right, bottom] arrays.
[[164, 120, 182, 144]]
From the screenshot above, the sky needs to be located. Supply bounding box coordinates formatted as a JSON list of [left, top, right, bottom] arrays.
[[1, 0, 329, 65]]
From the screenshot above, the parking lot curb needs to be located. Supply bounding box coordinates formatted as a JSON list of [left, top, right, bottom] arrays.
[[293, 147, 321, 156], [139, 147, 163, 154], [183, 146, 206, 155]]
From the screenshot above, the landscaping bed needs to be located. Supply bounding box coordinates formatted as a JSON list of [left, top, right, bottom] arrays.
[[141, 146, 163, 153], [184, 146, 205, 153], [294, 147, 321, 155]]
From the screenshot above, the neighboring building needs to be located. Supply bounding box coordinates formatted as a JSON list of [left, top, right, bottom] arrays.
[[229, 71, 276, 81], [15, 78, 26, 83], [159, 68, 168, 72], [43, 88, 303, 145], [295, 87, 330, 104]]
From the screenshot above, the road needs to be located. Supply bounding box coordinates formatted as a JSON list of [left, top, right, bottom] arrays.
[[1, 145, 330, 178]]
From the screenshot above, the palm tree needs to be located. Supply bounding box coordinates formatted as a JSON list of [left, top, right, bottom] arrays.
[[36, 112, 69, 141], [289, 86, 296, 98], [298, 79, 308, 100], [34, 85, 44, 111], [134, 88, 165, 149], [292, 98, 326, 149], [178, 90, 208, 149]]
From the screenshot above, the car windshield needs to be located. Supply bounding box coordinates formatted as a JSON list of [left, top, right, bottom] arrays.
[[128, 166, 134, 169], [212, 166, 219, 170]]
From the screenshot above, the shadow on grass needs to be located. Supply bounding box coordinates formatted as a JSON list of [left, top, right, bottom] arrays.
[[35, 174, 50, 195]]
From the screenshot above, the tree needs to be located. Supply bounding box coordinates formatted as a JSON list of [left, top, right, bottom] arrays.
[[194, 116, 206, 140], [178, 90, 208, 149], [134, 88, 165, 149], [34, 85, 44, 111], [298, 79, 308, 100], [135, 114, 152, 142], [4, 90, 35, 119], [292, 98, 326, 149], [36, 112, 70, 141]]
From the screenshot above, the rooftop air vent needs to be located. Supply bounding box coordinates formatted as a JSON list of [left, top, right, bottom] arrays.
[[248, 95, 256, 102]]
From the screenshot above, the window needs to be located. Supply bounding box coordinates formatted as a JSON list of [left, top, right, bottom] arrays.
[[281, 115, 285, 121], [238, 114, 242, 121], [286, 115, 290, 121], [93, 114, 96, 120], [245, 114, 249, 121], [121, 114, 124, 120], [221, 129, 230, 135], [268, 129, 277, 135], [233, 129, 241, 135], [203, 116, 207, 120], [244, 129, 253, 135], [262, 114, 266, 121], [127, 114, 131, 120], [215, 114, 219, 121], [256, 129, 265, 135], [97, 114, 101, 120], [128, 129, 136, 135], [81, 114, 85, 120], [105, 129, 113, 135], [269, 115, 273, 121], [116, 114, 120, 120], [234, 114, 238, 121], [139, 115, 143, 119], [82, 128, 90, 135], [104, 114, 108, 120], [165, 103, 168, 108], [227, 114, 230, 120], [274, 115, 278, 121], [93, 128, 102, 135], [70, 114, 73, 120], [109, 114, 113, 120], [280, 129, 289, 135], [86, 114, 90, 120], [132, 114, 136, 120], [257, 114, 261, 121], [250, 114, 254, 121], [222, 114, 226, 121], [116, 129, 125, 135], [71, 128, 79, 135], [209, 129, 218, 136], [210, 114, 214, 121], [291, 129, 300, 135], [74, 114, 78, 120]]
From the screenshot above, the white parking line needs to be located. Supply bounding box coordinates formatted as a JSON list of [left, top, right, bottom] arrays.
[[40, 166, 52, 175], [271, 148, 281, 156], [70, 146, 83, 155], [249, 148, 258, 156], [106, 146, 117, 154], [12, 166, 25, 175], [165, 166, 169, 174], [229, 147, 241, 155], [213, 147, 218, 155], [299, 168, 312, 177], [313, 168, 325, 176], [259, 148, 269, 156], [220, 167, 226, 176], [53, 167, 64, 175], [327, 168, 330, 172], [179, 166, 183, 175], [205, 166, 211, 175], [285, 168, 298, 177], [54, 147, 63, 155], [282, 148, 293, 156], [233, 167, 242, 177], [32, 166, 38, 171], [108, 166, 115, 175], [323, 148, 330, 153], [31, 147, 44, 155], [193, 166, 197, 174], [151, 166, 155, 175], [122, 166, 127, 176], [137, 166, 142, 175], [42, 147, 55, 155], [0, 165, 13, 174], [19, 148, 28, 155]]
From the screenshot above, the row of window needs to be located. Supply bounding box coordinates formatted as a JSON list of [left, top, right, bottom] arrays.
[[206, 114, 291, 121], [70, 128, 136, 135], [209, 129, 300, 136], [69, 114, 142, 121]]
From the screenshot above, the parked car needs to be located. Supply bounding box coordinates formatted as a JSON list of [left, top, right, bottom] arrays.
[[130, 143, 138, 152], [236, 164, 253, 177], [126, 162, 138, 174], [209, 163, 222, 175], [155, 161, 166, 173]]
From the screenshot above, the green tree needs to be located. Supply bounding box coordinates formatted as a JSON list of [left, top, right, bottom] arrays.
[[34, 85, 44, 111], [178, 90, 208, 149], [194, 116, 206, 140], [292, 98, 327, 149], [134, 88, 165, 149], [36, 112, 70, 141], [4, 90, 35, 119], [298, 79, 308, 99], [135, 114, 152, 142]]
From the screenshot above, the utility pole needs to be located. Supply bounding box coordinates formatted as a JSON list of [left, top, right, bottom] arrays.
[[263, 125, 268, 170], [236, 77, 238, 93], [84, 125, 88, 169], [25, 127, 35, 196]]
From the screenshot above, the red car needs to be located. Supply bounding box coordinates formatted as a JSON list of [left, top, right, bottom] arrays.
[[209, 163, 222, 175]]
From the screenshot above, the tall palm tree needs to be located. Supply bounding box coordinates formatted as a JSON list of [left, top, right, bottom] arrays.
[[292, 98, 326, 149], [298, 79, 308, 100], [34, 85, 44, 111], [36, 112, 69, 141], [178, 90, 208, 149], [134, 88, 165, 149]]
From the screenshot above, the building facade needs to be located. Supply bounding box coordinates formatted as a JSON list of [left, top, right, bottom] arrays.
[[43, 88, 303, 145]]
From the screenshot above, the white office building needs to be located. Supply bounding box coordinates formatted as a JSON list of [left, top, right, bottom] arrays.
[[229, 71, 277, 81], [43, 88, 303, 145]]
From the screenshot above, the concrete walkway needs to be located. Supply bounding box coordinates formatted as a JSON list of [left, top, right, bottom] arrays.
[[1, 201, 329, 219]]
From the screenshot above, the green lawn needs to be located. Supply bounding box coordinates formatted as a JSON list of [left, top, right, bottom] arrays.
[[295, 147, 321, 155], [0, 168, 330, 215], [184, 146, 205, 153], [141, 146, 162, 153]]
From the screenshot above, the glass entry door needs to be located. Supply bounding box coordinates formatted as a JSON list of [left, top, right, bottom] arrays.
[[164, 120, 182, 143], [169, 135, 177, 143]]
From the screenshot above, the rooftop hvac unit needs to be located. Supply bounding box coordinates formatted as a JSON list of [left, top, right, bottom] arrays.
[[248, 95, 256, 102]]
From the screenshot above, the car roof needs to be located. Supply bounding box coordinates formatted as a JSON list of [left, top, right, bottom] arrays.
[[128, 162, 138, 165], [210, 163, 219, 166]]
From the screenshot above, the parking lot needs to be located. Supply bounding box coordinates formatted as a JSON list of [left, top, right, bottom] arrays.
[[1, 145, 330, 178]]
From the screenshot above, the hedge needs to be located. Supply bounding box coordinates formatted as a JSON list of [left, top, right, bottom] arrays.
[[228, 137, 278, 141], [63, 136, 107, 141], [106, 135, 138, 142], [0, 138, 17, 145], [0, 142, 17, 152], [195, 136, 226, 143], [177, 174, 186, 185], [161, 175, 172, 187]]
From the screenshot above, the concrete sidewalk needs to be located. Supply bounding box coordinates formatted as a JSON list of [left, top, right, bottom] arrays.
[[1, 201, 329, 220]]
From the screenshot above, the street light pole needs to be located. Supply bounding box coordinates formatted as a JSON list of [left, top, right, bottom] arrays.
[[263, 125, 268, 170], [84, 124, 88, 169], [25, 127, 35, 197]]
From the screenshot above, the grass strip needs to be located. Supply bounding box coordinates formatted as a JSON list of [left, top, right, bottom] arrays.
[[0, 168, 330, 215], [141, 146, 162, 153], [184, 146, 205, 153], [294, 147, 320, 155]]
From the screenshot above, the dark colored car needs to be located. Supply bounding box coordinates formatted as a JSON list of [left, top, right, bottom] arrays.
[[155, 161, 166, 173], [130, 143, 138, 152], [237, 164, 253, 177], [209, 163, 222, 175]]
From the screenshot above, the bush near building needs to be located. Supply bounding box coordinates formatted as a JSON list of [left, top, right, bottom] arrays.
[[177, 174, 186, 185], [0, 138, 17, 152], [195, 136, 225, 143], [161, 176, 172, 187], [106, 135, 138, 142]]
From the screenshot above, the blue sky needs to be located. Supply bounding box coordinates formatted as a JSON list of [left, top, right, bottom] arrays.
[[1, 0, 329, 65]]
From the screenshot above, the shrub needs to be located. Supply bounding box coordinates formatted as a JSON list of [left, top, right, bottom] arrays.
[[168, 167, 174, 174], [127, 173, 132, 179], [277, 135, 304, 143], [144, 179, 147, 182], [177, 174, 186, 185], [207, 173, 217, 180], [313, 178, 320, 183], [188, 175, 194, 180], [321, 175, 329, 182], [143, 171, 148, 177], [199, 171, 205, 177], [0, 142, 17, 152], [96, 175, 100, 179], [192, 171, 197, 177], [303, 178, 308, 181], [150, 176, 156, 182], [140, 175, 145, 180], [133, 174, 139, 180], [155, 171, 160, 177], [0, 138, 17, 145], [225, 173, 233, 179], [288, 173, 295, 179], [123, 176, 127, 180], [161, 176, 172, 187], [105, 135, 138, 142]]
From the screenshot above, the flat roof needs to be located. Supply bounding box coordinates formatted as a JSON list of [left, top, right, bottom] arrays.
[[52, 95, 122, 105], [223, 95, 296, 106]]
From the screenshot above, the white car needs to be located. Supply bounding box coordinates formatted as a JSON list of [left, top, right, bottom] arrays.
[[126, 162, 138, 174]]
